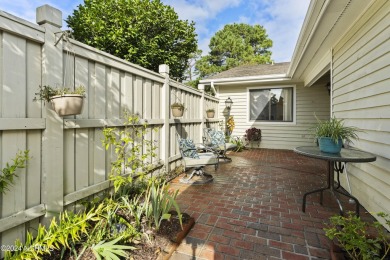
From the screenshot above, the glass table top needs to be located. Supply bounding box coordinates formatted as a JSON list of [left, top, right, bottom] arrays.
[[294, 146, 376, 163]]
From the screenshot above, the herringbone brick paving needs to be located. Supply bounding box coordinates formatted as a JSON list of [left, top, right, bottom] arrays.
[[169, 148, 376, 260]]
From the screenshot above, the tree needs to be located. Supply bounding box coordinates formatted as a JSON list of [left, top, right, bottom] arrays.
[[195, 23, 273, 78], [66, 0, 198, 80]]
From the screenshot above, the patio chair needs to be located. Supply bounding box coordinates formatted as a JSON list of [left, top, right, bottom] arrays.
[[203, 128, 237, 162], [176, 133, 218, 184]]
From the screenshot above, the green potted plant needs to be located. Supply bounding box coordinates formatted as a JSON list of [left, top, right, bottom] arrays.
[[170, 102, 185, 117], [206, 108, 215, 118], [34, 85, 86, 116], [324, 212, 390, 260], [313, 117, 360, 153]]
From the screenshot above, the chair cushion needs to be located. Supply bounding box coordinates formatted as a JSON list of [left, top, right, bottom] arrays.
[[184, 152, 218, 167], [208, 129, 225, 146], [179, 138, 200, 159]]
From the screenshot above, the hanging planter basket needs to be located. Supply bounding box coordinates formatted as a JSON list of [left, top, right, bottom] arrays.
[[206, 110, 215, 118], [50, 94, 84, 117], [171, 103, 184, 117]]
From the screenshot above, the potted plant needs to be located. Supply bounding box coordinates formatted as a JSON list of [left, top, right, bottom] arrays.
[[313, 117, 360, 153], [324, 212, 390, 260], [34, 85, 86, 116], [206, 108, 215, 118], [170, 102, 185, 117], [245, 127, 262, 148]]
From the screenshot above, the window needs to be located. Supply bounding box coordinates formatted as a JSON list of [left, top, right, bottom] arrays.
[[249, 87, 293, 122]]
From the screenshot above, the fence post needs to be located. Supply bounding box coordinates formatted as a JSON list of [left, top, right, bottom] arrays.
[[37, 5, 64, 222], [159, 64, 170, 172], [198, 84, 205, 139]]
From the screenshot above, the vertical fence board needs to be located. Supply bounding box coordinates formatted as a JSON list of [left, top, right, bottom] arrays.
[[75, 56, 89, 118], [134, 76, 143, 116], [144, 79, 152, 118], [64, 130, 75, 196], [95, 63, 106, 118], [122, 72, 133, 113], [109, 68, 120, 118], [94, 129, 106, 184], [75, 129, 89, 191], [26, 41, 42, 117]]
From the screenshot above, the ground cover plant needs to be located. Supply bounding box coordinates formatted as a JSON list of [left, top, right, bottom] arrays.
[[3, 114, 185, 260]]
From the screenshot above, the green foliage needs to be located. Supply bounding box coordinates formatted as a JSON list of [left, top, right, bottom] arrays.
[[195, 23, 273, 78], [91, 236, 136, 260], [313, 117, 360, 144], [324, 212, 390, 260], [0, 150, 29, 195], [34, 85, 86, 103], [5, 208, 96, 259], [230, 136, 245, 152], [66, 0, 197, 81], [102, 112, 158, 196], [147, 180, 182, 230]]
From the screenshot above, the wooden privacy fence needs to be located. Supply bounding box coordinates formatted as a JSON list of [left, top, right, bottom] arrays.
[[0, 5, 219, 249]]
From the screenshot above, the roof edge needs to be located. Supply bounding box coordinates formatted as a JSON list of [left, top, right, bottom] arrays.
[[287, 0, 330, 78]]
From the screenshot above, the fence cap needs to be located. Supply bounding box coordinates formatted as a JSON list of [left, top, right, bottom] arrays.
[[36, 4, 62, 28]]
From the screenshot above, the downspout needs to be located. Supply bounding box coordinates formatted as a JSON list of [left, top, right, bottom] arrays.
[[330, 48, 333, 117]]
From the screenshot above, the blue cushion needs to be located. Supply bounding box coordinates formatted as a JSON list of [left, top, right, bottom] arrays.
[[208, 129, 225, 146], [179, 139, 200, 159]]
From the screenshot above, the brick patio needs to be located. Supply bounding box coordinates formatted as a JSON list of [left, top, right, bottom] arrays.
[[169, 148, 377, 260]]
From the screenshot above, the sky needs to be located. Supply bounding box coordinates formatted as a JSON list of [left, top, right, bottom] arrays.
[[1, 0, 311, 62]]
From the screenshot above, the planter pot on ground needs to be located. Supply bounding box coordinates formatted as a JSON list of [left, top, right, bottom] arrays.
[[206, 111, 215, 118], [171, 107, 184, 117], [50, 94, 84, 116], [318, 137, 342, 153]]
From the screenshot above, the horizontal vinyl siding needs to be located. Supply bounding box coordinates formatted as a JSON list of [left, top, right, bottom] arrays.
[[332, 0, 390, 223], [217, 82, 330, 150]]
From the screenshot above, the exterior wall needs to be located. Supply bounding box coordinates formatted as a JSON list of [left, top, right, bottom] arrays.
[[332, 0, 390, 218], [217, 81, 330, 149], [0, 6, 219, 249]]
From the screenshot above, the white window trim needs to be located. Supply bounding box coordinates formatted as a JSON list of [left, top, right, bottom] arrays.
[[246, 85, 297, 125]]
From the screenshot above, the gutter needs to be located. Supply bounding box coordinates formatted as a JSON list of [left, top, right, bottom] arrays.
[[287, 0, 331, 78], [200, 74, 291, 85]]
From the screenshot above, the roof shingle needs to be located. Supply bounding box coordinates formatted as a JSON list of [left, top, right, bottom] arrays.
[[205, 62, 290, 80]]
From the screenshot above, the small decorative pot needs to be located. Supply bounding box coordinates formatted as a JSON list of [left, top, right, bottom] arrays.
[[171, 106, 184, 117], [50, 94, 84, 117], [206, 111, 215, 118], [318, 137, 342, 153]]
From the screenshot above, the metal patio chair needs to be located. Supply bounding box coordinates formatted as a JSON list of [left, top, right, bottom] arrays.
[[203, 128, 237, 162], [176, 133, 218, 184]]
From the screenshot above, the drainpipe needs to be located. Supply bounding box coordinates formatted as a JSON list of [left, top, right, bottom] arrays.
[[198, 84, 205, 141]]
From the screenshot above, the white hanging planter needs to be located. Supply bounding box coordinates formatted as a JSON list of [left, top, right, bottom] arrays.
[[50, 94, 84, 117]]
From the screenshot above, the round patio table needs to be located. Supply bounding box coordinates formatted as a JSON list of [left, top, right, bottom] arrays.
[[294, 146, 376, 216]]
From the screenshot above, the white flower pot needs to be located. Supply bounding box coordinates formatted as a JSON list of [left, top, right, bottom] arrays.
[[50, 94, 84, 116]]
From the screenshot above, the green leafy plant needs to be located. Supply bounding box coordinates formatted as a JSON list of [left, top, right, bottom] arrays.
[[91, 236, 136, 260], [206, 108, 215, 112], [102, 112, 158, 195], [34, 85, 86, 103], [5, 207, 97, 259], [230, 136, 245, 152], [313, 117, 360, 144], [324, 212, 390, 260], [144, 180, 182, 230], [0, 150, 29, 194]]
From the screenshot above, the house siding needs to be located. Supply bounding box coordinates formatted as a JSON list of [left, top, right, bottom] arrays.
[[332, 0, 390, 217], [217, 82, 330, 149]]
